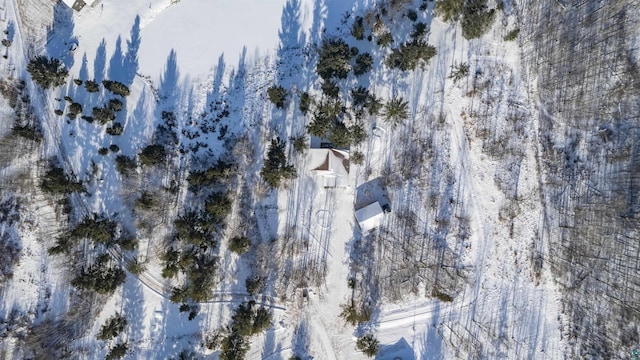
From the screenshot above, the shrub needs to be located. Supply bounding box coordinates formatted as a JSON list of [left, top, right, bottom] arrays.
[[356, 335, 379, 357], [351, 16, 365, 40], [407, 9, 418, 21], [66, 112, 77, 120], [126, 258, 146, 274], [139, 144, 166, 166], [432, 289, 454, 302], [41, 167, 84, 195], [84, 80, 100, 92], [376, 32, 394, 48], [26, 56, 68, 89], [81, 115, 94, 123], [382, 96, 409, 128], [504, 28, 520, 41], [449, 62, 469, 83], [108, 98, 124, 112], [299, 92, 312, 115], [54, 109, 64, 116], [135, 191, 157, 210], [260, 137, 297, 188], [1, 39, 11, 47], [64, 96, 73, 102], [339, 302, 372, 325], [12, 124, 42, 142], [92, 106, 116, 124], [267, 85, 288, 108], [97, 313, 128, 341], [105, 342, 128, 360], [68, 102, 82, 115], [106, 122, 124, 136], [118, 235, 138, 251], [386, 40, 437, 71], [316, 38, 352, 80], [102, 80, 130, 96], [353, 53, 373, 76], [229, 236, 250, 254], [73, 79, 83, 85], [351, 151, 365, 165], [109, 144, 120, 152], [98, 147, 109, 155], [115, 155, 137, 176]]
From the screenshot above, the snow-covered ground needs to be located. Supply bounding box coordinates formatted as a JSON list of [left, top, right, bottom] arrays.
[[0, 0, 590, 359]]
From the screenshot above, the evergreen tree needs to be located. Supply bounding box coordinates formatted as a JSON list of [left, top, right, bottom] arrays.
[[102, 80, 130, 96], [353, 53, 373, 76], [27, 56, 68, 89], [461, 0, 496, 39], [267, 85, 288, 108], [434, 0, 464, 21], [316, 38, 352, 80], [40, 167, 84, 195], [386, 40, 437, 71], [351, 16, 365, 40], [260, 137, 297, 188], [97, 313, 128, 341], [84, 80, 100, 92], [382, 96, 409, 128], [139, 144, 166, 166], [105, 342, 128, 360], [356, 334, 379, 357], [229, 236, 250, 254]]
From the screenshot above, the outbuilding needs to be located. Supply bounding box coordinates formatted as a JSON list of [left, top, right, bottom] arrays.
[[355, 201, 384, 233], [61, 0, 87, 12]]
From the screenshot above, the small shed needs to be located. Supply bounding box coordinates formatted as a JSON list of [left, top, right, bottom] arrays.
[[355, 201, 384, 232], [61, 0, 87, 12]]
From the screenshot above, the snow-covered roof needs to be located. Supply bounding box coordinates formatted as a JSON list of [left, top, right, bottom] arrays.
[[309, 149, 350, 188], [355, 201, 384, 232]]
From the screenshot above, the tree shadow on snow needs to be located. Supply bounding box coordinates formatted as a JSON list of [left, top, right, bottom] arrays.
[[46, 2, 77, 69], [94, 39, 107, 82]]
